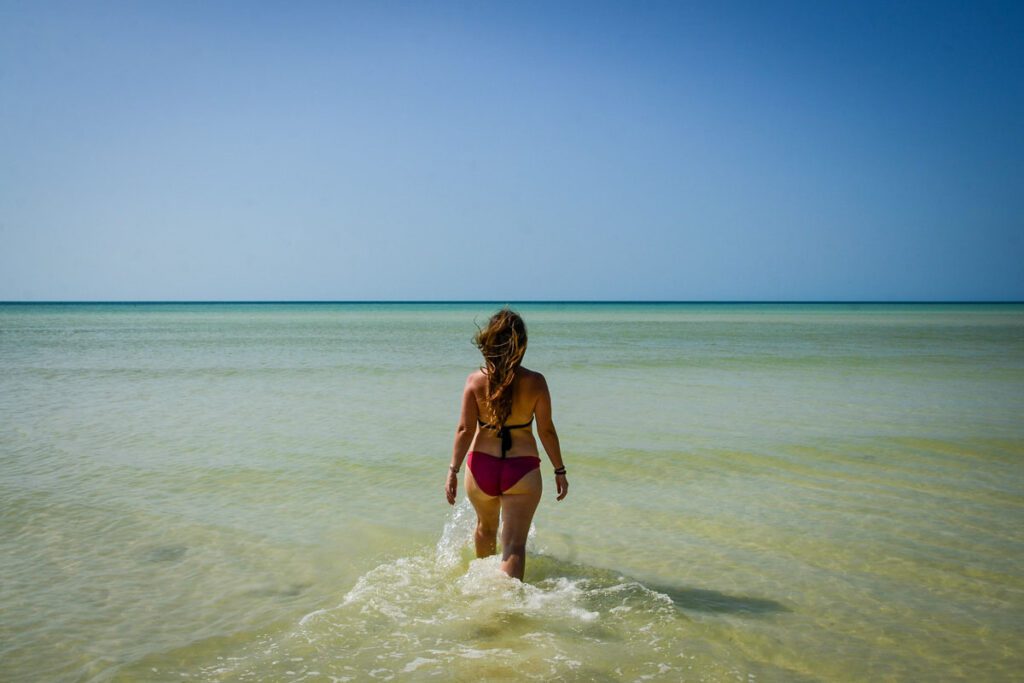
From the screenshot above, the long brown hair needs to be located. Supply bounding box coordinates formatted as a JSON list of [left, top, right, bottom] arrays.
[[473, 308, 528, 427]]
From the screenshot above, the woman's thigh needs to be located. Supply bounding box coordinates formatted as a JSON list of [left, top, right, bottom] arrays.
[[466, 470, 500, 526], [499, 472, 542, 546]]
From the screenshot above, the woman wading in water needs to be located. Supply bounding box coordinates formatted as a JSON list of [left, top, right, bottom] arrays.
[[444, 309, 568, 580]]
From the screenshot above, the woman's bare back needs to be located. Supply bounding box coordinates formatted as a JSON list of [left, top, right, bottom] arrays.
[[467, 367, 545, 459]]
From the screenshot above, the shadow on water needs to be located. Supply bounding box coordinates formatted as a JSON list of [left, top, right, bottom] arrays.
[[528, 553, 790, 617], [141, 544, 188, 563], [646, 582, 790, 615]]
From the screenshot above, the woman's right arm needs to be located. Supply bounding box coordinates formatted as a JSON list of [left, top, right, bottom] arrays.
[[534, 373, 568, 501], [445, 374, 478, 505]]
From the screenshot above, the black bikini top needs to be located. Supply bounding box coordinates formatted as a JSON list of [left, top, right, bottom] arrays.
[[477, 418, 533, 458]]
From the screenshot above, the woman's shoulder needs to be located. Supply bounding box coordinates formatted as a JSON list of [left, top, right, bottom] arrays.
[[467, 367, 546, 389], [516, 366, 547, 389]]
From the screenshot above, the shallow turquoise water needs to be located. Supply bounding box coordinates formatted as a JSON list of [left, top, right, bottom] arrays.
[[1, 303, 1022, 681]]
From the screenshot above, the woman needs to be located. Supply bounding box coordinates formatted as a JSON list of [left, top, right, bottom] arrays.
[[444, 308, 568, 581]]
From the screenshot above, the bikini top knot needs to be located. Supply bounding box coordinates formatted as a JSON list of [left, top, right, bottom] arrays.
[[477, 418, 533, 458]]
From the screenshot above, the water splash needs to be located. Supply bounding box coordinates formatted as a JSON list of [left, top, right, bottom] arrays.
[[434, 498, 476, 569], [168, 502, 741, 681]]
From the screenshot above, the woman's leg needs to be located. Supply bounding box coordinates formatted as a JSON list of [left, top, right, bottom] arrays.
[[466, 470, 501, 558], [498, 469, 542, 580]]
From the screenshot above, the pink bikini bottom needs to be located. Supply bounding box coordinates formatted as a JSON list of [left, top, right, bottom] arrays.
[[466, 451, 541, 496]]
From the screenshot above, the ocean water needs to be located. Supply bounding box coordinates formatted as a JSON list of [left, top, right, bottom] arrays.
[[1, 302, 1022, 682]]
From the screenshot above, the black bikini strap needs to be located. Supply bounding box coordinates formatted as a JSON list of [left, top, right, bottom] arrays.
[[477, 418, 533, 430], [477, 418, 533, 457]]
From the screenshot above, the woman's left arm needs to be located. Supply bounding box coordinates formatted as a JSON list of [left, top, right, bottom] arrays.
[[445, 375, 478, 505]]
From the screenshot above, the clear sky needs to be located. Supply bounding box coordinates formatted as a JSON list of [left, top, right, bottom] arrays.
[[1, 1, 1021, 301]]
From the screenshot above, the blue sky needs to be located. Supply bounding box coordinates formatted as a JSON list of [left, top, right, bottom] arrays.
[[1, 1, 1021, 301]]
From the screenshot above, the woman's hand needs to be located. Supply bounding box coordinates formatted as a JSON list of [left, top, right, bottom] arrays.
[[555, 473, 568, 501], [444, 470, 458, 505]]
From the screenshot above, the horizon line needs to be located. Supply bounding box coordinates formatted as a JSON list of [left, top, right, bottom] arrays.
[[1, 300, 1022, 305]]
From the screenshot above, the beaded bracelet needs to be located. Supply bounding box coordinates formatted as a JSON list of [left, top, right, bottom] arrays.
[[553, 467, 567, 475], [449, 465, 459, 474]]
